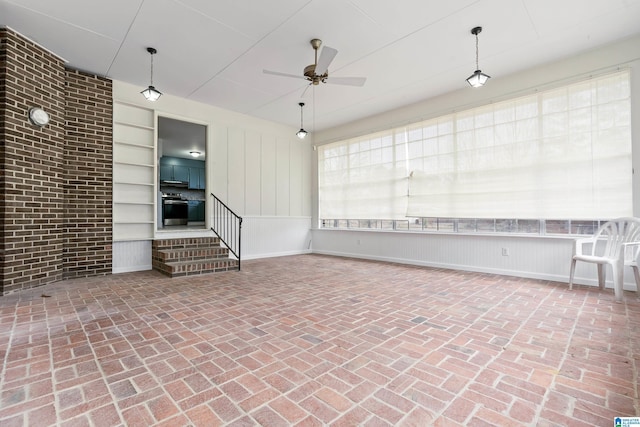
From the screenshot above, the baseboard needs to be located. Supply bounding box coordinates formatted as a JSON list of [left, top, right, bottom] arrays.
[[112, 264, 152, 274], [311, 250, 640, 291], [243, 249, 312, 261]]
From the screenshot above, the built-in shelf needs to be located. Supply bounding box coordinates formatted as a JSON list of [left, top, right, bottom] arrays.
[[113, 220, 155, 224], [113, 121, 154, 131], [114, 201, 154, 206], [114, 180, 154, 186], [113, 140, 154, 149], [113, 102, 156, 242], [114, 99, 154, 111], [113, 160, 155, 168]]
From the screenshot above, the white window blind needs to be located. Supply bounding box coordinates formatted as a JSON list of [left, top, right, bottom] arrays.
[[318, 70, 632, 221], [318, 131, 408, 220]]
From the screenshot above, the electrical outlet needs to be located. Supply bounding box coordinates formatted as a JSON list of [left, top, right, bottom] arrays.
[[502, 248, 509, 256]]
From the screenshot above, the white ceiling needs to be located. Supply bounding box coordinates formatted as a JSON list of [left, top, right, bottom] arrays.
[[2, 0, 640, 138]]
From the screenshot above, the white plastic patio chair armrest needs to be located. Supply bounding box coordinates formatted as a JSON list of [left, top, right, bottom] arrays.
[[573, 236, 597, 257], [623, 241, 640, 266]]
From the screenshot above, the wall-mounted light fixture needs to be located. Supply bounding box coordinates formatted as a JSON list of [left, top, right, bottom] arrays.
[[28, 107, 50, 127], [296, 102, 308, 139], [189, 151, 201, 158], [141, 47, 162, 101], [466, 27, 490, 88]]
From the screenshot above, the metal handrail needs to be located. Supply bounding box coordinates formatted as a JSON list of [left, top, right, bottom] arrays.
[[210, 193, 242, 270]]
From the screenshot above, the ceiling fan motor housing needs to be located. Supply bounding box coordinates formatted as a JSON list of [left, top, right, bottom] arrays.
[[304, 64, 328, 85]]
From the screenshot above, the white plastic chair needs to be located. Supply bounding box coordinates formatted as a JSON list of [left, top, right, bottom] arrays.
[[568, 218, 640, 302]]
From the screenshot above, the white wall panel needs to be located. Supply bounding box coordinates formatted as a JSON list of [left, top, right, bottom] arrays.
[[113, 240, 152, 273], [245, 130, 261, 215], [261, 135, 277, 216], [227, 127, 245, 213], [243, 216, 312, 259], [209, 123, 228, 200], [289, 141, 303, 217], [276, 138, 290, 216], [302, 143, 312, 217]]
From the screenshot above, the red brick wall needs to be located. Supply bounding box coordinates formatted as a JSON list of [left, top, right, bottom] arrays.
[[0, 28, 113, 294], [63, 70, 113, 279], [0, 28, 66, 294]]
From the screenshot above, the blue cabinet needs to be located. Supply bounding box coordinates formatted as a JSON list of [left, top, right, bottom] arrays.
[[173, 165, 190, 183], [159, 165, 173, 182], [188, 167, 205, 190], [160, 156, 205, 188], [188, 200, 205, 222], [160, 163, 190, 183]]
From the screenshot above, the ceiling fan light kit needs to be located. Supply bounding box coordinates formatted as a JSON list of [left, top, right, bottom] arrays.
[[466, 26, 490, 88], [141, 47, 163, 101]]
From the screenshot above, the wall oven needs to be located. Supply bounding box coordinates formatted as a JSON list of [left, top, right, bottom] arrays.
[[162, 193, 188, 226]]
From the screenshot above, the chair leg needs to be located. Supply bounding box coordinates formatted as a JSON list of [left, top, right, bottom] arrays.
[[597, 264, 606, 290], [569, 259, 577, 290], [632, 266, 640, 295], [612, 262, 624, 303]]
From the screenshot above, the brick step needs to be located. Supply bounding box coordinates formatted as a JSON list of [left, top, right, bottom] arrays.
[[151, 236, 238, 278], [153, 237, 221, 251], [159, 259, 239, 278], [154, 247, 229, 263]]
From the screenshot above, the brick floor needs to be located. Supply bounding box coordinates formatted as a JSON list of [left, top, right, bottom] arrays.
[[0, 254, 638, 426]]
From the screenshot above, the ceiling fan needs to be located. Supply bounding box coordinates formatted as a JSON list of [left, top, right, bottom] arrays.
[[263, 39, 366, 89]]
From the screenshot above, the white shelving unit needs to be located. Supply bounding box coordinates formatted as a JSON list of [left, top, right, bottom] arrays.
[[113, 101, 156, 241]]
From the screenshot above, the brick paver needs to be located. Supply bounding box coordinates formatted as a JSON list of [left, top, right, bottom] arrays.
[[0, 254, 638, 425]]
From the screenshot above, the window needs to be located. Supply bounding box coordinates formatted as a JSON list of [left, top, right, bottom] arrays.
[[318, 70, 632, 228], [321, 217, 607, 236]]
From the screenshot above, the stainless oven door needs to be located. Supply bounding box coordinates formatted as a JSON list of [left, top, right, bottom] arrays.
[[162, 199, 188, 226]]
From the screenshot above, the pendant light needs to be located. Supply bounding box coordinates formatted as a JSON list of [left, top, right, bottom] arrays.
[[296, 102, 308, 139], [141, 47, 162, 101], [466, 27, 490, 88]]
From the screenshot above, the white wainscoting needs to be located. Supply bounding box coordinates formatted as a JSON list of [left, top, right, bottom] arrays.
[[242, 216, 312, 259], [311, 229, 640, 291], [112, 240, 152, 273]]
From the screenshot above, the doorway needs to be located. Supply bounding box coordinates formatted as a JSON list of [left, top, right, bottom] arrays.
[[157, 117, 206, 231]]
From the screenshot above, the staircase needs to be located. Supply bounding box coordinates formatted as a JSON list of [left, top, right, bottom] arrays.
[[152, 237, 239, 278]]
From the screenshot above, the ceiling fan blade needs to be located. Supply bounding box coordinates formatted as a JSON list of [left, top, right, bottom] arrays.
[[315, 46, 337, 76], [325, 76, 366, 87], [263, 69, 306, 80]]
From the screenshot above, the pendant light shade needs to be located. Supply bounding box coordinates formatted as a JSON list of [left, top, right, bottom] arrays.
[[141, 47, 162, 101], [466, 69, 491, 88], [296, 102, 308, 139], [141, 85, 162, 102], [466, 27, 490, 88]]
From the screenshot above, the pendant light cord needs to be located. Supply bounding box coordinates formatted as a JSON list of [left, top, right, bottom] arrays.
[[150, 52, 155, 86], [475, 32, 479, 70]]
